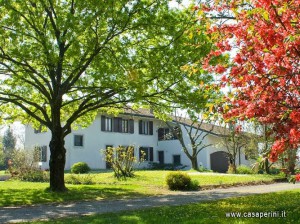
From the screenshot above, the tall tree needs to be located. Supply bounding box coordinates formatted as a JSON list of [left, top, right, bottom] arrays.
[[166, 112, 215, 170], [0, 1, 215, 191], [200, 0, 300, 164], [2, 127, 16, 155], [0, 137, 4, 168], [218, 122, 250, 173]]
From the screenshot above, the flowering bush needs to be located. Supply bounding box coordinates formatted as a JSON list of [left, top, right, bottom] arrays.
[[103, 146, 141, 179], [288, 173, 300, 184]]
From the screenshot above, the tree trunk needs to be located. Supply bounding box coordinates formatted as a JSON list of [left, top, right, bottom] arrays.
[[287, 149, 297, 175], [229, 156, 237, 173], [191, 156, 198, 171], [264, 158, 270, 174], [49, 128, 67, 192]]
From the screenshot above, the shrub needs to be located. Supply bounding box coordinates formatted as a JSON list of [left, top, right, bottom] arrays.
[[149, 162, 169, 170], [227, 164, 237, 174], [7, 149, 50, 182], [71, 162, 90, 174], [166, 171, 199, 191], [20, 169, 49, 182], [0, 149, 5, 169], [198, 165, 213, 172], [236, 165, 253, 174], [269, 167, 280, 175], [65, 174, 94, 185], [103, 146, 142, 179]]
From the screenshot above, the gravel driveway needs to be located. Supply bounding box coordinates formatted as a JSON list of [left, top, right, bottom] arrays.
[[1, 182, 300, 223]]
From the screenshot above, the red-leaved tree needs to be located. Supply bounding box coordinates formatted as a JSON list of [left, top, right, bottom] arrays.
[[200, 0, 300, 179]]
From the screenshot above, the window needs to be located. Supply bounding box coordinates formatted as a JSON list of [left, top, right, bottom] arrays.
[[34, 146, 47, 162], [122, 119, 128, 133], [158, 128, 178, 141], [74, 135, 83, 147], [139, 120, 153, 135], [101, 116, 134, 133], [139, 147, 153, 162], [101, 117, 112, 132], [173, 155, 181, 165]]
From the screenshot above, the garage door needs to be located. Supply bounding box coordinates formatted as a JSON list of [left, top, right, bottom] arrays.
[[210, 151, 229, 173]]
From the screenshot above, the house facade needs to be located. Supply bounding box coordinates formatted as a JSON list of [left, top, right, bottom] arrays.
[[24, 109, 250, 172]]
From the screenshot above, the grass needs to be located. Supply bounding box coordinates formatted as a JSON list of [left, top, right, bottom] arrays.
[[30, 189, 300, 224], [64, 170, 281, 187], [0, 170, 7, 175], [0, 170, 283, 207]]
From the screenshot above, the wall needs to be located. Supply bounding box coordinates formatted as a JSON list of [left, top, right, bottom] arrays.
[[66, 114, 159, 169], [24, 114, 250, 171], [157, 125, 220, 170], [25, 114, 160, 170], [24, 125, 51, 170]]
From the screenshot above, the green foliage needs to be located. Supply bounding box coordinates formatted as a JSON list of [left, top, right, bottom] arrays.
[[0, 0, 219, 191], [236, 165, 253, 174], [0, 1, 217, 130], [4, 148, 47, 182], [104, 146, 141, 179], [149, 162, 186, 170], [165, 171, 198, 191], [18, 169, 49, 182], [2, 127, 16, 154], [198, 165, 213, 172], [269, 167, 281, 175], [71, 162, 90, 174], [65, 174, 94, 185], [0, 148, 5, 168], [227, 164, 236, 174], [7, 149, 44, 181]]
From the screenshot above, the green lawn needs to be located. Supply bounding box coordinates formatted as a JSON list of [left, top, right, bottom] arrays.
[[0, 170, 283, 207], [0, 170, 7, 175], [30, 189, 300, 224]]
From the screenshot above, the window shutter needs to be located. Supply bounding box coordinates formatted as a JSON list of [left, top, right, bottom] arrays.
[[149, 121, 153, 135], [139, 120, 142, 134], [150, 147, 154, 161], [113, 117, 121, 132], [158, 128, 164, 140], [129, 119, 134, 134], [101, 116, 105, 131], [42, 146, 47, 162], [119, 118, 123, 132]]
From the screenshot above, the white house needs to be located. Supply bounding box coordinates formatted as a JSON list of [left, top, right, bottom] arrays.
[[24, 109, 249, 172]]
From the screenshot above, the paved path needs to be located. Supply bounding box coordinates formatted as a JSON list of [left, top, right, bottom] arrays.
[[1, 183, 300, 223]]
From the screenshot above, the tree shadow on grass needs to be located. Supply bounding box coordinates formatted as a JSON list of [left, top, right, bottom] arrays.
[[0, 185, 147, 207], [1, 189, 300, 224], [26, 190, 300, 224]]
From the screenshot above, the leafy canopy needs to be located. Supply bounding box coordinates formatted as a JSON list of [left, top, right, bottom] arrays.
[[0, 0, 216, 135]]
